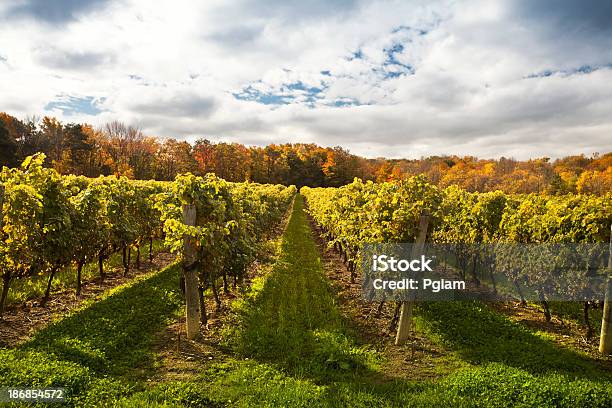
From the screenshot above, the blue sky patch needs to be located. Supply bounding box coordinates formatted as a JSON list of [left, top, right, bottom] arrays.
[[330, 98, 367, 107], [233, 85, 296, 105], [576, 65, 595, 74], [234, 80, 327, 107], [44, 95, 106, 116], [233, 25, 420, 108], [392, 25, 428, 36], [382, 42, 415, 78], [525, 64, 612, 79], [233, 79, 371, 108], [347, 48, 364, 61]]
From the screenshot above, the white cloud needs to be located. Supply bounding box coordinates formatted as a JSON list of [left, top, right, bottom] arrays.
[[0, 0, 610, 159]]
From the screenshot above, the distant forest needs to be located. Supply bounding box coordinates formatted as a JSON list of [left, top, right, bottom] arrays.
[[1, 112, 610, 193]]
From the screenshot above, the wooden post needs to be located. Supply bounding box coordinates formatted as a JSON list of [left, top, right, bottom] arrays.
[[183, 204, 201, 340], [599, 224, 612, 354], [395, 213, 430, 346]]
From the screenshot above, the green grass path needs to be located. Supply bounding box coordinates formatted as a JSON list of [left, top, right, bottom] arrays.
[[230, 193, 376, 377]]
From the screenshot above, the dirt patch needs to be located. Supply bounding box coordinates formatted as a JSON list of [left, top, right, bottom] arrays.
[[0, 252, 176, 348], [149, 319, 231, 383], [306, 215, 457, 381]]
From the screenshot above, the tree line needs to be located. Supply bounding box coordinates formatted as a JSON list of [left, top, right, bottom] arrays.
[[0, 112, 610, 192]]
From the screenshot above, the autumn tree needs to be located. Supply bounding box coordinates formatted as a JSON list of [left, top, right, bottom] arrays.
[[155, 139, 196, 180], [576, 168, 612, 195], [193, 139, 217, 175]]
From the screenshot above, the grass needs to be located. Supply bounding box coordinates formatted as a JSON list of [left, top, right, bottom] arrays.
[[0, 262, 184, 406], [226, 195, 378, 379], [414, 301, 611, 378]]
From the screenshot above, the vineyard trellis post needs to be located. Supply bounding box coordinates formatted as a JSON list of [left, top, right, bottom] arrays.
[[395, 213, 430, 346], [183, 203, 201, 340], [599, 224, 612, 354]]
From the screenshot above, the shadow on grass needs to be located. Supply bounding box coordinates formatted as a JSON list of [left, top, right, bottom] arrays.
[[21, 264, 183, 376], [415, 301, 611, 380], [113, 196, 612, 407]]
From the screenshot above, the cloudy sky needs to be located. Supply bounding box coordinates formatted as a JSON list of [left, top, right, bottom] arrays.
[[1, 0, 611, 159]]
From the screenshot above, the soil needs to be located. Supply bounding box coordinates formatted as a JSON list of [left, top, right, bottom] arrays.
[[0, 251, 176, 348], [149, 258, 274, 383]]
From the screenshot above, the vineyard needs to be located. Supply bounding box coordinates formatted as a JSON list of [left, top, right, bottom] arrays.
[[0, 153, 295, 317], [302, 178, 611, 341], [0, 156, 611, 407], [302, 177, 610, 264]]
